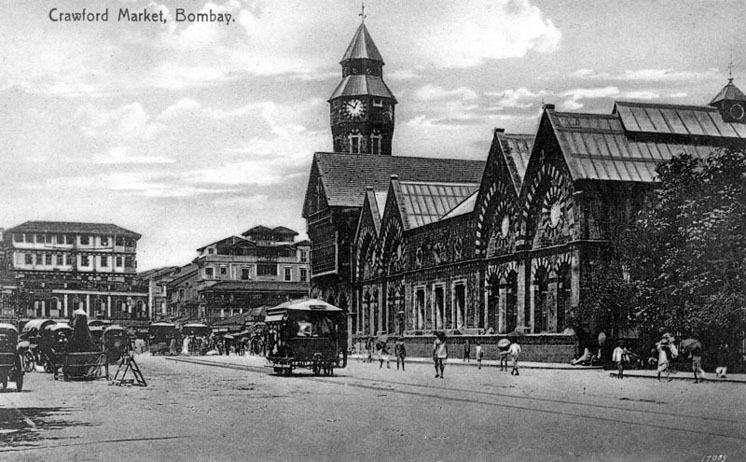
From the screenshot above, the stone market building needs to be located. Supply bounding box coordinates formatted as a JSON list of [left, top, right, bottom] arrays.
[[304, 18, 746, 360]]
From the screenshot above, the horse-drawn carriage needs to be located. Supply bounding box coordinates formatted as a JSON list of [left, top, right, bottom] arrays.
[[148, 322, 177, 355], [264, 299, 347, 376], [182, 323, 211, 355], [103, 325, 130, 363], [0, 323, 24, 391]]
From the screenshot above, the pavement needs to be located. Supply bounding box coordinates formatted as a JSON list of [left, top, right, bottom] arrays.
[[350, 354, 746, 383]]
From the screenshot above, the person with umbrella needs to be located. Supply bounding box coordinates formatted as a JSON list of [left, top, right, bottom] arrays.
[[681, 339, 705, 383], [497, 338, 511, 371], [433, 331, 448, 378]]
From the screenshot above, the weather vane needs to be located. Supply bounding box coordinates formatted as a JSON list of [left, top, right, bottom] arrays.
[[728, 54, 734, 83], [359, 2, 366, 23]]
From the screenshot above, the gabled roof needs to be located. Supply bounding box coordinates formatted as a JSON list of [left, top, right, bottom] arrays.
[[242, 225, 272, 235], [495, 130, 534, 193], [271, 226, 299, 236], [241, 225, 298, 237], [710, 79, 746, 106], [329, 75, 396, 101], [304, 152, 485, 216], [341, 22, 383, 62], [544, 102, 746, 183], [396, 180, 479, 230], [356, 188, 383, 240], [6, 221, 141, 238], [196, 235, 248, 252], [614, 100, 746, 138]]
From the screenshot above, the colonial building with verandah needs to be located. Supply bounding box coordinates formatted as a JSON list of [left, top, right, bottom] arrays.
[[304, 19, 746, 360]]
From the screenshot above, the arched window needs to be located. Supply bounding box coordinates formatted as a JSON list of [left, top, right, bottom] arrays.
[[534, 268, 549, 333], [557, 264, 572, 332], [49, 297, 60, 317], [116, 299, 124, 313], [136, 300, 145, 318], [506, 271, 518, 333], [95, 299, 104, 317]]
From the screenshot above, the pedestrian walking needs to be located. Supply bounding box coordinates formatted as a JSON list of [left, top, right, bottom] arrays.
[[394, 339, 406, 371], [365, 337, 374, 363], [715, 342, 729, 378], [433, 332, 448, 378], [508, 339, 521, 376], [497, 338, 511, 371], [612, 340, 627, 379], [475, 340, 484, 370], [656, 340, 671, 382], [378, 340, 391, 369], [463, 338, 471, 362], [689, 343, 705, 383]]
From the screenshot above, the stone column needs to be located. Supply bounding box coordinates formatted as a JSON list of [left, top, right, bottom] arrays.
[[85, 294, 91, 316], [107, 295, 112, 318], [63, 294, 69, 318]]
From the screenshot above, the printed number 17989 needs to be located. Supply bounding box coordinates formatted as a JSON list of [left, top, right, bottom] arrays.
[[701, 456, 727, 462]]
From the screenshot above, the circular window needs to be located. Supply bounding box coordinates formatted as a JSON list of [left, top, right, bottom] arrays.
[[549, 202, 562, 227], [500, 215, 510, 238]]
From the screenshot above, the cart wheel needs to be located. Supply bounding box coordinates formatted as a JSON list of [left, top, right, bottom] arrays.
[[15, 374, 23, 392], [23, 352, 35, 373]]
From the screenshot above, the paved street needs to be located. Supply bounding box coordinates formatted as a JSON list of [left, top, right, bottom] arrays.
[[1, 354, 744, 462]]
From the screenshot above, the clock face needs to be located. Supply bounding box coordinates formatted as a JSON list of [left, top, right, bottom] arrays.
[[730, 103, 745, 121], [345, 99, 366, 119]]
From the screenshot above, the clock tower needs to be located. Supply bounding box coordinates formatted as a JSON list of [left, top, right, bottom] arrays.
[[329, 16, 397, 155]]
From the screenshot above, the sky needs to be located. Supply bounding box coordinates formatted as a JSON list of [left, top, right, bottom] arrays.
[[1, 0, 744, 271]]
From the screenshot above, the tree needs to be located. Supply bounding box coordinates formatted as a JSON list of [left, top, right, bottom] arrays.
[[624, 149, 746, 356]]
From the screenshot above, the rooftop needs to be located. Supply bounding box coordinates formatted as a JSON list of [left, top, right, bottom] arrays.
[[5, 221, 141, 239]]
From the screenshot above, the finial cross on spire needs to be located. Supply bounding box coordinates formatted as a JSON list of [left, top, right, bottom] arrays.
[[359, 2, 367, 23], [728, 55, 735, 83]]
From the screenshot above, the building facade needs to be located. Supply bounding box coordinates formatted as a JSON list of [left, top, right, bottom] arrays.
[[304, 19, 746, 360], [2, 221, 149, 325], [167, 226, 311, 324]]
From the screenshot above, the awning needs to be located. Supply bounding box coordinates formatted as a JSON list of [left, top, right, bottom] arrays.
[[264, 314, 286, 323]]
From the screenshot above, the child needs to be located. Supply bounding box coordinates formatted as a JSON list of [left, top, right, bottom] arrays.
[[612, 340, 627, 379], [475, 340, 484, 370]]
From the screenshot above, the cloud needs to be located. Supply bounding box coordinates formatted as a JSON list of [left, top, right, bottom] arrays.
[[93, 146, 175, 165], [486, 88, 547, 109], [570, 68, 721, 82], [76, 102, 163, 140], [415, 84, 478, 101], [414, 0, 561, 68]]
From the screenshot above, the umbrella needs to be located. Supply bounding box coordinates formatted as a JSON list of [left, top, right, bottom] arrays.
[[223, 334, 235, 340], [497, 338, 511, 349], [507, 329, 524, 338], [680, 338, 702, 353], [376, 334, 389, 344]]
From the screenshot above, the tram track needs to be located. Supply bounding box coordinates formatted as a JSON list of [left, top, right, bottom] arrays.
[[164, 356, 746, 442]]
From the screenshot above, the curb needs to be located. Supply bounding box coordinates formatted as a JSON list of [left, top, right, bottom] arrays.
[[349, 355, 602, 371], [618, 371, 746, 384]]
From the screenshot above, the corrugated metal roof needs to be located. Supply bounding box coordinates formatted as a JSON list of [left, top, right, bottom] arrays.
[[5, 221, 141, 238], [440, 191, 478, 220], [496, 132, 533, 191], [549, 108, 746, 182], [399, 181, 478, 229], [614, 101, 746, 138], [329, 75, 396, 101], [341, 23, 383, 62], [202, 281, 310, 293], [310, 153, 485, 211]]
